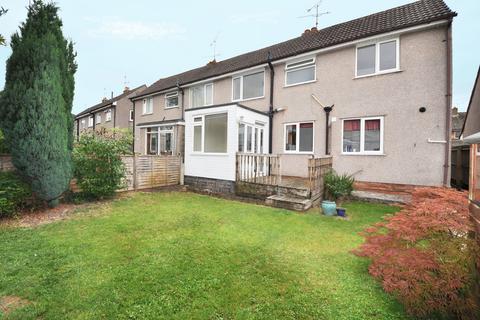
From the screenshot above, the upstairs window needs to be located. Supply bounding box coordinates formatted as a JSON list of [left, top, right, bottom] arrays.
[[88, 116, 94, 127], [165, 92, 179, 108], [356, 39, 399, 77], [105, 109, 112, 122], [342, 117, 383, 154], [191, 83, 213, 108], [96, 114, 101, 124], [285, 57, 316, 86], [81, 119, 85, 129], [284, 122, 314, 153], [232, 71, 264, 101], [143, 98, 153, 114]]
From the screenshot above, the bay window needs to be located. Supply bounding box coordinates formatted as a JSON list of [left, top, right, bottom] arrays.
[[356, 39, 399, 77], [342, 117, 383, 154], [193, 113, 227, 153], [191, 83, 213, 108], [165, 91, 178, 108], [284, 122, 314, 153], [285, 57, 316, 86], [232, 71, 264, 101]]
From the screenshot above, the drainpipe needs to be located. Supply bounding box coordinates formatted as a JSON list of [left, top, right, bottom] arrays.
[[176, 80, 184, 121], [323, 105, 334, 155], [267, 52, 275, 154], [132, 99, 136, 154], [443, 20, 453, 187], [76, 119, 80, 141]]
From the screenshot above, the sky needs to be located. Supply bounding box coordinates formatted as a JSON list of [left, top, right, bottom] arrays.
[[0, 0, 479, 114]]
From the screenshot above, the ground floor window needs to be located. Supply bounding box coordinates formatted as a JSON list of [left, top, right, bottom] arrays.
[[146, 126, 175, 155], [238, 122, 265, 153], [342, 116, 383, 154], [193, 113, 228, 153], [284, 122, 313, 153]]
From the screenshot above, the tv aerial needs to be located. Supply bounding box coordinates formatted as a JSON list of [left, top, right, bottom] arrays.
[[298, 1, 330, 29]]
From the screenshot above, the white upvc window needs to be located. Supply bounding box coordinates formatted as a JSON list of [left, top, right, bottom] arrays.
[[190, 83, 213, 108], [356, 38, 399, 77], [96, 114, 101, 124], [238, 122, 265, 153], [145, 126, 175, 155], [81, 119, 86, 129], [285, 57, 316, 86], [342, 116, 384, 155], [88, 116, 94, 127], [232, 70, 265, 101], [165, 91, 179, 109], [284, 122, 314, 153], [143, 98, 153, 114], [105, 109, 112, 122], [192, 113, 228, 153], [129, 110, 134, 122]]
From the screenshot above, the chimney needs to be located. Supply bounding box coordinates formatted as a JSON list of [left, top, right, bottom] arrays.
[[123, 86, 130, 93], [102, 97, 108, 102], [302, 27, 319, 36], [452, 106, 458, 116], [207, 59, 217, 66]]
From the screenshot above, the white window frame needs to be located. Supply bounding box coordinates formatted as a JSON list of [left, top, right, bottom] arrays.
[[88, 116, 94, 127], [231, 70, 265, 102], [341, 116, 384, 155], [238, 122, 265, 154], [284, 57, 316, 87], [355, 38, 400, 78], [96, 114, 101, 124], [190, 83, 213, 108], [144, 126, 175, 155], [143, 98, 153, 115], [165, 91, 179, 109], [129, 110, 134, 122], [105, 109, 112, 122], [283, 121, 315, 154], [81, 119, 86, 129], [192, 112, 228, 154], [145, 127, 159, 155]]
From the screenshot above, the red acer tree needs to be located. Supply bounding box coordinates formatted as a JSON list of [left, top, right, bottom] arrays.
[[354, 188, 480, 318]]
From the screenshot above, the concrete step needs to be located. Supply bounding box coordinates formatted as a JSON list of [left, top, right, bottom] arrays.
[[351, 190, 412, 204], [265, 195, 313, 211], [276, 185, 310, 199]]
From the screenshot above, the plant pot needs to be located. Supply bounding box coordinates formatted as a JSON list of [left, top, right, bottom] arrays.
[[321, 200, 337, 216], [336, 207, 346, 217]]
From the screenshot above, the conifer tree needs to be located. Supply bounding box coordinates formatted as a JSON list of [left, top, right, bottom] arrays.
[[0, 0, 77, 207]]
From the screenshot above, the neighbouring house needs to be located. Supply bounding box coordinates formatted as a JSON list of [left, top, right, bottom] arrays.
[[131, 0, 456, 207], [462, 66, 480, 236], [451, 107, 466, 140], [75, 85, 146, 139]]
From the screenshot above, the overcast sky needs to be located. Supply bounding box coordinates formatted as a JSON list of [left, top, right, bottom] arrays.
[[0, 0, 478, 114]]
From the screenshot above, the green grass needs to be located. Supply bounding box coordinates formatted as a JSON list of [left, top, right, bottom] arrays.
[[0, 192, 408, 320]]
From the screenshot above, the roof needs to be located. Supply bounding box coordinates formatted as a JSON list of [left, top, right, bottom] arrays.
[[135, 0, 456, 99], [76, 85, 146, 118], [461, 66, 480, 137]]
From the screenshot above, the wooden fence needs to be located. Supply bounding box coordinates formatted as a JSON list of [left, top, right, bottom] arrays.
[[0, 155, 13, 172], [308, 156, 333, 197], [451, 144, 470, 189], [122, 155, 181, 191], [236, 153, 280, 185]]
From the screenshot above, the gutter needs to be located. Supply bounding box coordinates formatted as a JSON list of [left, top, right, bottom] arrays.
[[267, 52, 275, 154], [443, 20, 453, 187]]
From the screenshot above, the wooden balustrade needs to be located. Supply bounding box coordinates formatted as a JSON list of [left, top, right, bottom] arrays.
[[236, 153, 280, 186], [308, 156, 333, 197]]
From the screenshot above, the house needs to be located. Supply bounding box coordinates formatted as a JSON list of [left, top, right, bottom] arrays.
[[130, 0, 456, 201], [451, 107, 466, 140], [461, 66, 480, 235], [75, 85, 146, 138]]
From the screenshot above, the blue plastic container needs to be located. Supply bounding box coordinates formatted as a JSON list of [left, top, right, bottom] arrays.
[[321, 201, 337, 216], [336, 207, 346, 217]]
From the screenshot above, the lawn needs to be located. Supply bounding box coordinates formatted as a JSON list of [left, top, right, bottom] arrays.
[[0, 192, 408, 319]]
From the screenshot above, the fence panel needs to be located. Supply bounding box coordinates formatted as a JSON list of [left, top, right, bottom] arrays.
[[127, 155, 181, 191], [308, 156, 333, 197]]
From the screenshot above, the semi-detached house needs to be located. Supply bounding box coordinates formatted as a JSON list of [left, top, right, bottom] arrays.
[[130, 0, 456, 195]]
